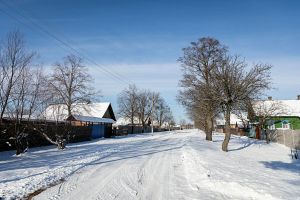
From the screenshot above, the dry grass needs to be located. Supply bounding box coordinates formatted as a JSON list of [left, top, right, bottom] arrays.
[[23, 179, 65, 200]]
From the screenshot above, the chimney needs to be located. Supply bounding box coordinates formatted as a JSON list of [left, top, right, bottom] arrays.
[[298, 95, 300, 100], [268, 97, 272, 100]]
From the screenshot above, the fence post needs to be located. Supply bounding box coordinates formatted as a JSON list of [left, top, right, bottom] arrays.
[[292, 129, 295, 149], [283, 130, 285, 146]]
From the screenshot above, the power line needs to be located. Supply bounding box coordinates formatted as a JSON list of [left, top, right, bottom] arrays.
[[11, 0, 135, 86], [0, 1, 188, 119], [0, 0, 131, 87]]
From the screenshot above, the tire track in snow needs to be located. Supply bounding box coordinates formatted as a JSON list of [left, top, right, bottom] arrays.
[[34, 132, 178, 200]]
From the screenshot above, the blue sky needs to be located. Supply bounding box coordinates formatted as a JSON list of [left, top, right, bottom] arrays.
[[1, 0, 300, 124]]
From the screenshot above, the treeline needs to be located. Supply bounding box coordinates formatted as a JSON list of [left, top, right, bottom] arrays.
[[117, 84, 175, 133]]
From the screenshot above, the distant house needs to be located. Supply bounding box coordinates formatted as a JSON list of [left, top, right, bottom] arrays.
[[114, 117, 142, 126], [215, 114, 247, 135], [114, 117, 168, 128], [41, 102, 116, 139], [252, 96, 300, 130]]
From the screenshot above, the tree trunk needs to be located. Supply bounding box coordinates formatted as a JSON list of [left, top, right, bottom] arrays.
[[131, 116, 134, 134], [15, 137, 28, 155], [67, 103, 71, 117], [206, 115, 213, 141], [264, 128, 269, 144], [205, 110, 213, 141], [222, 105, 231, 152], [142, 121, 145, 133]]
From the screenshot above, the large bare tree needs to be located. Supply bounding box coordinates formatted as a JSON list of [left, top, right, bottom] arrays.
[[0, 29, 38, 124], [177, 37, 228, 141], [6, 65, 48, 154], [0, 29, 46, 155], [48, 54, 102, 117], [212, 55, 273, 151]]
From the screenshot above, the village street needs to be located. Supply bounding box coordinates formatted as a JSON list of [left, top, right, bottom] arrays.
[[1, 130, 299, 200]]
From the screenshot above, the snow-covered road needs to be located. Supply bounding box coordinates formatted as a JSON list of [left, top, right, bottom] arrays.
[[1, 130, 299, 199]]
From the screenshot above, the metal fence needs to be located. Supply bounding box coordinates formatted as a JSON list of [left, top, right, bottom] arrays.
[[260, 129, 300, 150]]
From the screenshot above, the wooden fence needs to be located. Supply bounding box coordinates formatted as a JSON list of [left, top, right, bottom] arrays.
[[0, 125, 92, 152]]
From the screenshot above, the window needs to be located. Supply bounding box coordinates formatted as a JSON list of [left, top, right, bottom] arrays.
[[282, 123, 289, 128], [281, 120, 290, 129], [267, 121, 275, 130]]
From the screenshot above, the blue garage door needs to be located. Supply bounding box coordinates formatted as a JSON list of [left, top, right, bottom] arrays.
[[91, 124, 105, 138]]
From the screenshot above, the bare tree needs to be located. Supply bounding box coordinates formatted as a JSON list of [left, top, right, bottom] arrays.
[[168, 110, 176, 130], [1, 63, 49, 155], [48, 54, 102, 117], [212, 55, 273, 151], [153, 96, 169, 127], [177, 37, 228, 141], [0, 29, 38, 124], [181, 119, 187, 128], [0, 29, 45, 155], [117, 84, 139, 132], [136, 90, 161, 132]]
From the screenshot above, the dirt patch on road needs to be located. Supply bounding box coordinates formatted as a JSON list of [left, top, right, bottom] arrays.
[[23, 179, 65, 200]]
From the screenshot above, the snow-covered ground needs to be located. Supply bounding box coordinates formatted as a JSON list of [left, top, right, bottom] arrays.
[[0, 130, 299, 200]]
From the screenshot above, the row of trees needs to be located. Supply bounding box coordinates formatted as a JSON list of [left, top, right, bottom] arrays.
[[177, 37, 273, 152], [0, 29, 100, 154], [117, 84, 175, 133]]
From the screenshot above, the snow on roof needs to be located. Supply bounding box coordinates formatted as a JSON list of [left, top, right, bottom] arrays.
[[2, 114, 65, 123], [41, 102, 111, 121], [115, 117, 139, 125], [115, 117, 148, 126], [253, 100, 300, 117], [114, 117, 169, 127], [71, 114, 115, 124], [215, 114, 248, 128]]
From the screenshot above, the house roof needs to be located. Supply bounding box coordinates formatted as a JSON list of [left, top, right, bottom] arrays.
[[253, 100, 300, 117], [115, 117, 153, 125], [41, 102, 115, 121], [114, 117, 169, 127], [2, 114, 65, 123], [69, 114, 116, 124], [115, 117, 140, 126]]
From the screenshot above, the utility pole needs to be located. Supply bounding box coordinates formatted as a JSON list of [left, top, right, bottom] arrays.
[[169, 107, 170, 133], [152, 94, 154, 136]]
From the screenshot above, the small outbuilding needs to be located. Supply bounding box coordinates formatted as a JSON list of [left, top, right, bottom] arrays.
[[66, 114, 116, 138]]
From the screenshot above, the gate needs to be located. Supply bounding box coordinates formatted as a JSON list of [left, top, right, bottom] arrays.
[[91, 124, 105, 139]]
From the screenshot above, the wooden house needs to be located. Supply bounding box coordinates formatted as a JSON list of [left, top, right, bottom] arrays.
[[252, 96, 300, 130], [41, 102, 116, 122], [41, 102, 116, 138]]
